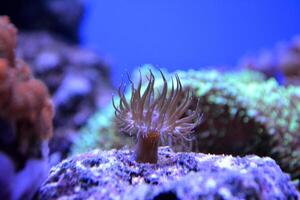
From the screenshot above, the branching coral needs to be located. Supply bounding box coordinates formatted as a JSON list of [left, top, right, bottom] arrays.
[[0, 16, 54, 200], [113, 70, 201, 163]]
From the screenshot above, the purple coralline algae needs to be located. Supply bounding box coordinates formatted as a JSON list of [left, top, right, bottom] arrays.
[[37, 147, 299, 200]]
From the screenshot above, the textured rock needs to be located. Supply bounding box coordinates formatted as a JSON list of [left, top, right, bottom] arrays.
[[37, 147, 299, 200]]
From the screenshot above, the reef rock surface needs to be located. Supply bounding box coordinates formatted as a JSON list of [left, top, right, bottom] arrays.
[[37, 147, 299, 200]]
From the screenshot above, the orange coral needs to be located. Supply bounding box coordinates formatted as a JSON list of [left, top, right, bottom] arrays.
[[0, 16, 17, 67], [0, 16, 54, 160]]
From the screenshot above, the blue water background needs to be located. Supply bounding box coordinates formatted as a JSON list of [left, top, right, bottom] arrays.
[[80, 1, 300, 86]]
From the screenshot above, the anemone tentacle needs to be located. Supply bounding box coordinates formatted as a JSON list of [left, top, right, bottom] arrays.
[[113, 69, 201, 163]]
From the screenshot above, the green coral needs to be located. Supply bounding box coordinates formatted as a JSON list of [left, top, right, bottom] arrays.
[[176, 68, 300, 179], [71, 104, 132, 155], [71, 65, 300, 180]]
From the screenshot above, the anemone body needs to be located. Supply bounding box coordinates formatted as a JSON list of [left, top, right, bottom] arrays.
[[113, 70, 200, 163]]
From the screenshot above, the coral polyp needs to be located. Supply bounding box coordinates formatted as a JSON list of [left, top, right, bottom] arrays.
[[113, 70, 201, 163]]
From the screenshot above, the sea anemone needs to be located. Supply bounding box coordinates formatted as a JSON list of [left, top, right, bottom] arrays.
[[113, 70, 201, 163]]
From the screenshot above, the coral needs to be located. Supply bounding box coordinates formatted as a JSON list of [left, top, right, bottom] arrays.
[[113, 70, 201, 163], [242, 35, 300, 85], [0, 16, 53, 158], [176, 69, 300, 180], [71, 105, 125, 155], [0, 16, 54, 200], [72, 65, 300, 182]]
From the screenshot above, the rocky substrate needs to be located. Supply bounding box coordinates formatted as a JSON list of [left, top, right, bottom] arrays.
[[37, 147, 299, 200]]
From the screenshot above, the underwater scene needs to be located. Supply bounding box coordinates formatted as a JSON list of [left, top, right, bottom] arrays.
[[0, 1, 300, 199]]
